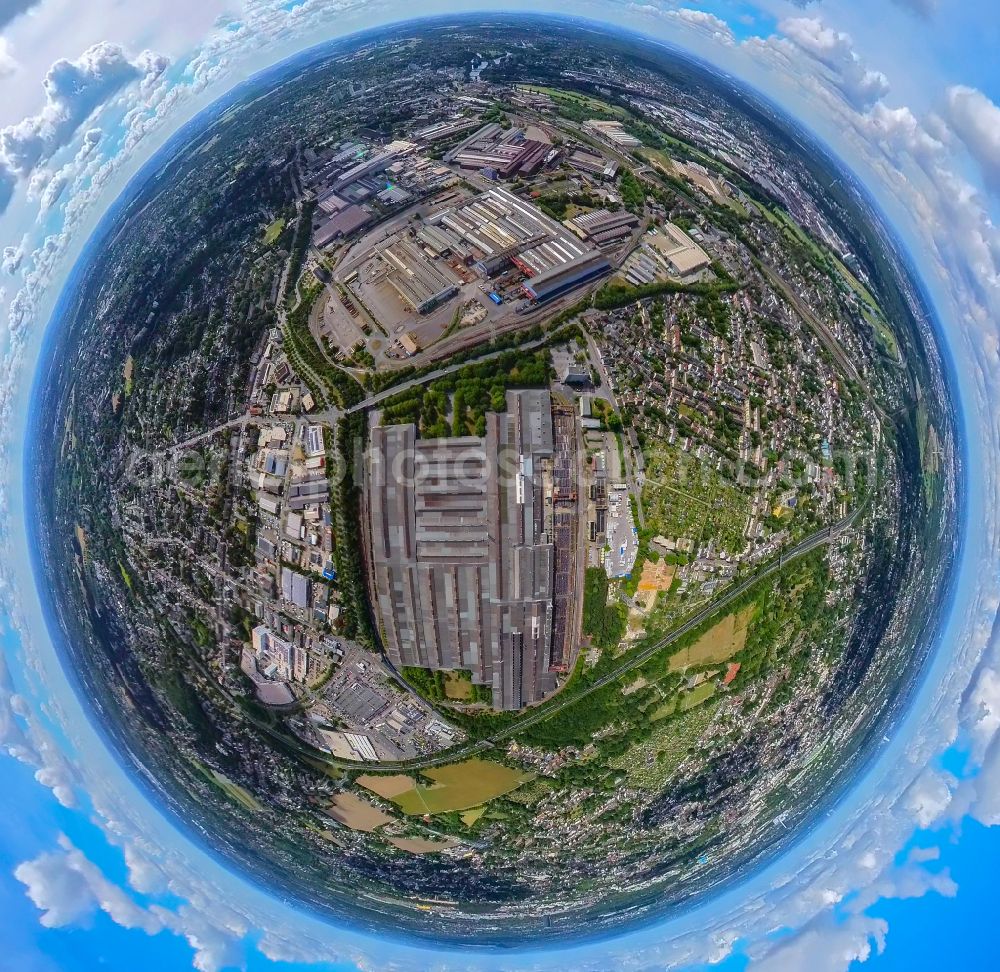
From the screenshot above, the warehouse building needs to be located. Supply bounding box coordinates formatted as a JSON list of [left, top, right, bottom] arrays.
[[583, 119, 642, 148], [444, 123, 549, 178], [366, 389, 572, 709], [521, 250, 611, 303], [430, 187, 594, 281], [568, 147, 619, 181], [414, 117, 481, 143], [313, 204, 373, 247], [280, 568, 311, 610], [377, 236, 460, 314], [334, 145, 406, 190], [646, 222, 712, 277], [565, 208, 640, 247]]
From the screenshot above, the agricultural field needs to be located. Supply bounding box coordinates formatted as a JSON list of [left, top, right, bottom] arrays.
[[668, 606, 754, 671], [642, 443, 751, 555], [388, 836, 459, 854], [360, 759, 535, 815], [460, 807, 486, 827], [680, 680, 717, 711], [326, 792, 393, 832]]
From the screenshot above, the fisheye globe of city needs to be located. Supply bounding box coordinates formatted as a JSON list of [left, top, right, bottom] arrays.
[[30, 13, 958, 952]]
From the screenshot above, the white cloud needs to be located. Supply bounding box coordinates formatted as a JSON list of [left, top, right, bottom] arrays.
[[944, 86, 1000, 195], [747, 913, 888, 972], [858, 102, 946, 164], [14, 850, 95, 928], [0, 42, 167, 177], [14, 830, 253, 972], [1, 240, 23, 272], [15, 836, 164, 934], [777, 16, 889, 109], [0, 653, 78, 806], [901, 768, 954, 829], [668, 8, 736, 46], [850, 849, 957, 912], [152, 904, 246, 972]]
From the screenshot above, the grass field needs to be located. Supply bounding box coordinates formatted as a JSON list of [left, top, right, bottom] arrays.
[[759, 205, 827, 267], [460, 807, 486, 827], [212, 771, 262, 812], [862, 304, 900, 361], [639, 146, 679, 176], [263, 217, 286, 245], [191, 761, 263, 813], [833, 254, 880, 312], [443, 671, 474, 701], [636, 134, 725, 175], [357, 773, 414, 799], [915, 399, 941, 508], [680, 680, 717, 711], [371, 759, 535, 815], [516, 85, 628, 119], [668, 606, 754, 671], [118, 561, 133, 591]]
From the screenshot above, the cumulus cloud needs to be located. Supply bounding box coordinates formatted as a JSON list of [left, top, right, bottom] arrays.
[[669, 8, 736, 46], [0, 42, 167, 177], [1, 241, 23, 273], [747, 913, 889, 972], [777, 16, 889, 109], [13, 828, 257, 972], [14, 850, 95, 928], [851, 847, 957, 912], [857, 102, 947, 164], [15, 836, 164, 934], [944, 86, 1000, 195], [902, 768, 954, 828], [152, 904, 245, 972], [0, 653, 77, 807]]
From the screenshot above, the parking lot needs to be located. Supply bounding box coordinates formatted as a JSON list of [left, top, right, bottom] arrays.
[[605, 483, 639, 579]]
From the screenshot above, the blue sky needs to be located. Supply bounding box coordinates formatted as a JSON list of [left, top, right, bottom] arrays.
[[1, 2, 1000, 970]]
